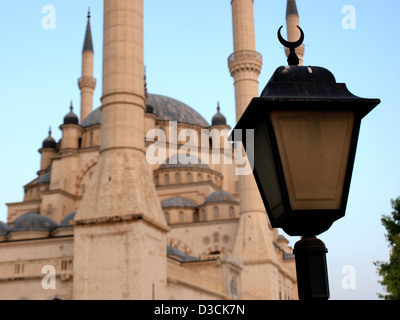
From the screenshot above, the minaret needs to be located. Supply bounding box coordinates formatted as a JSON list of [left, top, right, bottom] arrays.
[[229, 0, 280, 299], [285, 0, 305, 65], [78, 9, 96, 122], [73, 0, 169, 300]]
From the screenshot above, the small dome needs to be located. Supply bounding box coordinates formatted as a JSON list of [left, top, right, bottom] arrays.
[[205, 190, 238, 204], [159, 154, 210, 170], [42, 129, 57, 149], [167, 246, 198, 262], [63, 102, 79, 125], [0, 221, 11, 237], [161, 197, 197, 209], [145, 104, 155, 114], [12, 212, 58, 232], [59, 211, 76, 227], [211, 103, 227, 126]]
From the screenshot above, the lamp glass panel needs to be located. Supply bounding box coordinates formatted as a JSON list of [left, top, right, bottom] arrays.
[[250, 118, 285, 219], [270, 110, 355, 211]]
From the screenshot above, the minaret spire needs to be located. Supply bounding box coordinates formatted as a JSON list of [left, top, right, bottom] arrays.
[[285, 0, 305, 65], [78, 9, 96, 121], [83, 8, 93, 53], [286, 0, 299, 17]]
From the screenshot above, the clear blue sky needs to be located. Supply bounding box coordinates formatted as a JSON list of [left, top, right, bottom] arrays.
[[0, 0, 399, 300]]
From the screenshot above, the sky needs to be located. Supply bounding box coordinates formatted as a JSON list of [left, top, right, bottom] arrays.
[[0, 0, 399, 300]]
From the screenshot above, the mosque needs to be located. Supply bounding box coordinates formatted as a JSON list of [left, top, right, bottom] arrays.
[[0, 0, 304, 300]]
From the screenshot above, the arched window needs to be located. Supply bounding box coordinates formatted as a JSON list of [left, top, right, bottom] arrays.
[[229, 206, 235, 218], [186, 173, 192, 183], [213, 232, 219, 243], [197, 173, 202, 182], [193, 211, 199, 223], [213, 206, 219, 219], [175, 173, 181, 184], [179, 211, 184, 223], [164, 212, 170, 224], [90, 131, 94, 147], [201, 209, 206, 221], [81, 184, 86, 195], [164, 174, 170, 184], [155, 175, 159, 186]]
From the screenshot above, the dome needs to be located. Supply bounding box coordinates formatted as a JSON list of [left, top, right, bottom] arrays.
[[59, 211, 76, 227], [205, 190, 238, 204], [0, 221, 11, 237], [42, 129, 57, 149], [63, 102, 79, 125], [81, 93, 209, 128], [161, 197, 197, 209], [12, 212, 58, 232], [81, 107, 101, 127], [211, 103, 227, 126], [146, 94, 209, 127], [159, 154, 210, 170]]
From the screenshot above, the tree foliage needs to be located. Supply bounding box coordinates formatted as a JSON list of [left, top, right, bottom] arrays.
[[374, 197, 400, 300]]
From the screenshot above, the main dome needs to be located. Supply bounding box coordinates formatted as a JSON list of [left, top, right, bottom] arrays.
[[81, 93, 210, 128]]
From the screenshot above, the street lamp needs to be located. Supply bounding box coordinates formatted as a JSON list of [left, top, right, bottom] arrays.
[[231, 26, 380, 299]]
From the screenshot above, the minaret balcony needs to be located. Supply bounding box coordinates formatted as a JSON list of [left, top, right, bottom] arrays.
[[228, 50, 263, 77], [78, 76, 97, 90]]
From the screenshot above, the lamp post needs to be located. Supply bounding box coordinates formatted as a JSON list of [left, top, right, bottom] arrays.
[[231, 26, 380, 300]]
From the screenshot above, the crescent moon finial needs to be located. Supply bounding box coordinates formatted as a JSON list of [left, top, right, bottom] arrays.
[[277, 25, 304, 66]]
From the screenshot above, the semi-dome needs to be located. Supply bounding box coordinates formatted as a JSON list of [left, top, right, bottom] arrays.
[[63, 103, 79, 125], [81, 93, 209, 128], [159, 154, 210, 170], [161, 197, 197, 209], [0, 221, 11, 236], [36, 171, 51, 184], [59, 211, 76, 227], [205, 190, 238, 204], [42, 129, 57, 149], [12, 212, 58, 232]]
